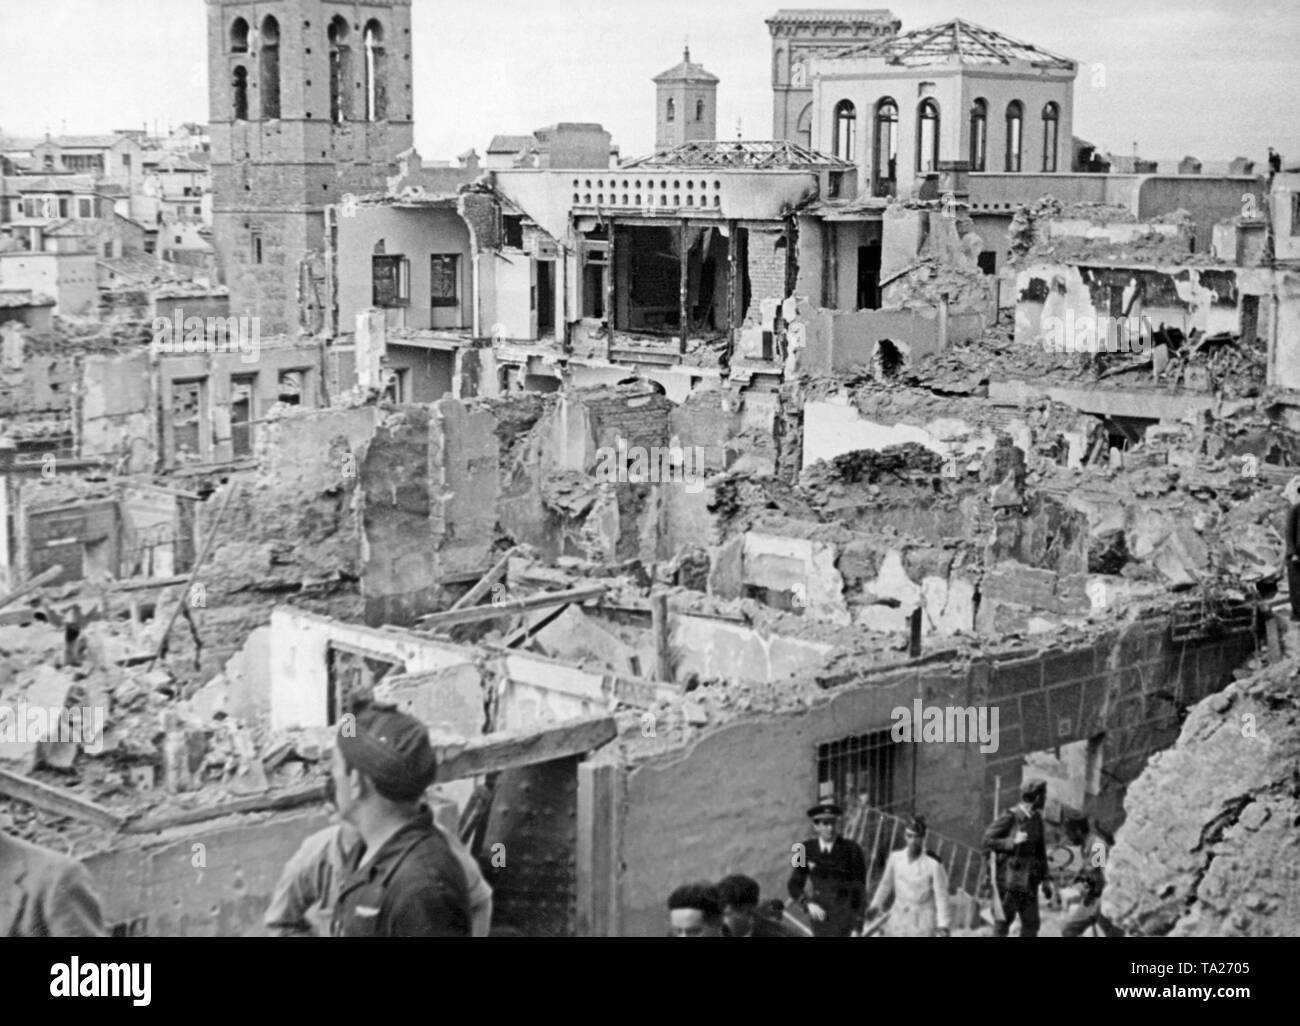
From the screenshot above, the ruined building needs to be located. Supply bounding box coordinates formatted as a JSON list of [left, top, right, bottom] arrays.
[[206, 0, 415, 335]]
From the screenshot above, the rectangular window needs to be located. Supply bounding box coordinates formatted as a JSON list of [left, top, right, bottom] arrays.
[[102, 242, 113, 258], [502, 215, 525, 249], [230, 374, 257, 458], [252, 233, 263, 265], [122, 154, 132, 170], [58, 198, 69, 218], [429, 254, 459, 308], [1293, 193, 1300, 237], [816, 729, 909, 813], [78, 198, 93, 218], [372, 254, 410, 307]]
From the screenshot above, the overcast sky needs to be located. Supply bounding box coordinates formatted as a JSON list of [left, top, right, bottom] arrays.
[[1, 0, 1296, 166]]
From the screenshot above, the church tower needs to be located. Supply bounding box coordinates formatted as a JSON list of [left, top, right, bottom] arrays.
[[653, 48, 719, 151], [206, 0, 415, 334]]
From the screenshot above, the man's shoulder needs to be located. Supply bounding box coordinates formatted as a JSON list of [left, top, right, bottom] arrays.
[[0, 831, 82, 883], [390, 825, 469, 892]]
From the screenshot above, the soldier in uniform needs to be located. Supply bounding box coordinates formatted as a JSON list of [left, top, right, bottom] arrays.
[[0, 828, 106, 937], [787, 799, 868, 937], [866, 815, 951, 937], [984, 778, 1052, 937]]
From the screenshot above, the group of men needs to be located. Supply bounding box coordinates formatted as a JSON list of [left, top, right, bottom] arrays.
[[668, 780, 1119, 939]]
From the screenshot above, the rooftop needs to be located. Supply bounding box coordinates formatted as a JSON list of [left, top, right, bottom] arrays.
[[831, 18, 1076, 70], [767, 9, 898, 25], [622, 139, 853, 170], [487, 135, 535, 155], [653, 48, 720, 84]]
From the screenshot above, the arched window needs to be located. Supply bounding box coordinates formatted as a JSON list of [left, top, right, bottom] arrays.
[[1041, 102, 1060, 172], [833, 100, 856, 161], [872, 98, 898, 196], [666, 98, 676, 122], [328, 16, 351, 124], [916, 100, 940, 173], [795, 103, 813, 151], [364, 20, 387, 121], [232, 66, 249, 121], [969, 98, 987, 172], [260, 16, 281, 120], [1005, 101, 1023, 171], [230, 18, 249, 53], [695, 98, 706, 122]]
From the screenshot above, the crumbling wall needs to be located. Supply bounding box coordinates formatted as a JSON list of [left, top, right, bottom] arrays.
[[586, 616, 1255, 936], [79, 351, 155, 473]]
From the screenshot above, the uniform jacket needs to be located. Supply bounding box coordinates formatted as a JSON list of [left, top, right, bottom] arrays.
[[787, 835, 868, 934], [0, 831, 107, 938], [983, 805, 1048, 895], [870, 848, 950, 937], [332, 810, 471, 937], [265, 820, 493, 937]]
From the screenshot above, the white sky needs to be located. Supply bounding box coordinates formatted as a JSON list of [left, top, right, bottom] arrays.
[[0, 0, 1297, 166]]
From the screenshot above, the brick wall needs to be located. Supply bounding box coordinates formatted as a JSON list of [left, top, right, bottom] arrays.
[[744, 228, 789, 326]]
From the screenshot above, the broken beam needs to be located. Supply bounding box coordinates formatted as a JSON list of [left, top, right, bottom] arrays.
[[415, 584, 608, 629], [121, 782, 327, 835], [449, 546, 520, 612], [0, 767, 126, 832], [436, 714, 617, 782], [0, 564, 64, 611]]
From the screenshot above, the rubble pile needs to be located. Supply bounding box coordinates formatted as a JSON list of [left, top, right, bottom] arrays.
[[1103, 657, 1300, 936]]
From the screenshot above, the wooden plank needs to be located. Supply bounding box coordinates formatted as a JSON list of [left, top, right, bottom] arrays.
[[416, 584, 607, 629], [500, 601, 569, 648], [122, 782, 328, 835], [436, 714, 618, 782], [109, 575, 190, 594], [0, 564, 64, 611], [0, 767, 126, 831], [449, 547, 519, 612]]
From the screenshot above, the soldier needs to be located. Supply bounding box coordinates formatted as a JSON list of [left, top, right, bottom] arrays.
[[328, 704, 471, 937], [984, 779, 1052, 937], [866, 815, 950, 937], [787, 799, 868, 937]]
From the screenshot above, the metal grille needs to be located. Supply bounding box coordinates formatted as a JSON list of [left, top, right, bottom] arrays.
[[816, 730, 909, 813]]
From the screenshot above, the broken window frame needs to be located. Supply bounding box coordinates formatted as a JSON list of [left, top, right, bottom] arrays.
[[429, 253, 460, 308], [167, 377, 210, 464], [325, 643, 404, 725], [372, 253, 410, 308], [229, 372, 258, 458]]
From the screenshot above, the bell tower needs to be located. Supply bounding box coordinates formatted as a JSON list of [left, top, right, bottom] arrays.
[[653, 47, 719, 151], [206, 0, 415, 334]]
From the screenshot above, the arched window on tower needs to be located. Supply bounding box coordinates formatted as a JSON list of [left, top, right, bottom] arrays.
[[1005, 101, 1024, 171], [666, 98, 676, 123], [328, 16, 351, 124], [916, 99, 940, 173], [696, 98, 706, 122], [230, 18, 249, 53], [233, 66, 249, 121], [969, 98, 987, 172], [872, 98, 898, 197], [260, 16, 281, 120], [1041, 102, 1060, 172], [364, 20, 387, 122], [833, 100, 856, 161]]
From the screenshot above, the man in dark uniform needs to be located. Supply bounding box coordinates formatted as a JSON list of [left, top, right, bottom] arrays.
[[328, 704, 471, 937], [787, 799, 868, 937], [984, 778, 1052, 937], [717, 874, 798, 937]]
